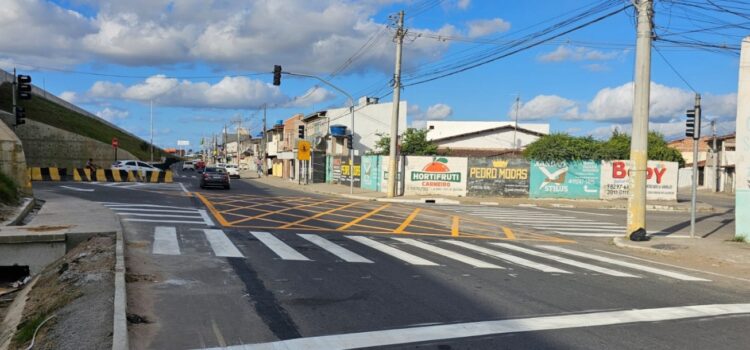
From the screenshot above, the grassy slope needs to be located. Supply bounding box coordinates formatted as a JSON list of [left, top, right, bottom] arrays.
[[0, 83, 165, 160]]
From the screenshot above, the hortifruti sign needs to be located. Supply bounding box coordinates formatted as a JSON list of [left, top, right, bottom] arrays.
[[404, 156, 467, 196]]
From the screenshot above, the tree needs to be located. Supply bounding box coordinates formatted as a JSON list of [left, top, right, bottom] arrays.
[[373, 128, 438, 156]]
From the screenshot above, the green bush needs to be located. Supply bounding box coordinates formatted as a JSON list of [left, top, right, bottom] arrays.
[[0, 171, 19, 205]]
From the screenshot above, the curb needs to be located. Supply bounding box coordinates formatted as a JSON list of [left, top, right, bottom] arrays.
[[611, 236, 675, 255], [112, 221, 128, 350], [0, 197, 35, 226]]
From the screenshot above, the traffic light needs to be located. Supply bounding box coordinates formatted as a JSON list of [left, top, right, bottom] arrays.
[[298, 125, 305, 139], [15, 106, 26, 125], [345, 134, 353, 149], [685, 109, 700, 139], [17, 75, 32, 100], [273, 65, 282, 86]]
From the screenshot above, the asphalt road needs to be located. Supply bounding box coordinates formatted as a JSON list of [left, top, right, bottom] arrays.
[[33, 171, 750, 350]]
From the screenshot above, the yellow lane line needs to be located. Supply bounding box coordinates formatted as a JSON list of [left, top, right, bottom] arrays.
[[336, 204, 392, 231], [194, 192, 231, 227], [502, 227, 516, 240], [451, 216, 460, 237], [280, 201, 364, 228], [394, 208, 422, 234], [229, 198, 340, 225]]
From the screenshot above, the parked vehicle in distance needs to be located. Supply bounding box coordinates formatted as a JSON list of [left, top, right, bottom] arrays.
[[225, 164, 240, 178], [200, 167, 230, 189], [111, 160, 162, 173], [195, 160, 206, 173], [182, 161, 195, 171]]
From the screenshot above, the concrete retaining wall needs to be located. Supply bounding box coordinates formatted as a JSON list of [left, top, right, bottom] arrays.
[[0, 115, 137, 169], [0, 112, 32, 195]]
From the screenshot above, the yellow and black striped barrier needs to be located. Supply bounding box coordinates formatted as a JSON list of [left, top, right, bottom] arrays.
[[29, 167, 172, 183], [29, 167, 67, 181]]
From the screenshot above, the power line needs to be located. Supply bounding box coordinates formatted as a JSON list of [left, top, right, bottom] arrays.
[[653, 45, 698, 93]]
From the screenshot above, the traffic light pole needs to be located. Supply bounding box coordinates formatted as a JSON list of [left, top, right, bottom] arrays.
[[280, 71, 355, 194], [690, 94, 701, 238]]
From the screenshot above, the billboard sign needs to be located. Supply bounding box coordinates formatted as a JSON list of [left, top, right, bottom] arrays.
[[405, 156, 467, 196], [600, 160, 678, 200], [467, 158, 530, 197], [530, 160, 600, 199]]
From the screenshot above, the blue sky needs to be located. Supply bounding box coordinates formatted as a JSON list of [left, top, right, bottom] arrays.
[[0, 0, 744, 151]]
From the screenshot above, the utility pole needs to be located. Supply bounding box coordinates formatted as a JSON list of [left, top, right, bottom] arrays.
[[387, 10, 406, 198], [11, 68, 17, 130], [237, 117, 242, 168], [513, 94, 520, 151], [690, 94, 701, 238], [626, 0, 653, 241], [711, 119, 718, 192], [262, 104, 267, 176]]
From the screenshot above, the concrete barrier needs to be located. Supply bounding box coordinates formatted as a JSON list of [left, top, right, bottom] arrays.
[[30, 167, 173, 183]]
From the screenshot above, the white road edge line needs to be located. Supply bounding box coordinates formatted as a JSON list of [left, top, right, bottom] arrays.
[[531, 206, 612, 217], [298, 234, 373, 263], [117, 213, 203, 218], [251, 231, 310, 261], [204, 229, 244, 258], [197, 303, 750, 350], [123, 219, 207, 224], [60, 186, 95, 192], [152, 226, 180, 255], [537, 245, 711, 281], [179, 182, 189, 193], [346, 236, 438, 266], [393, 238, 503, 269]]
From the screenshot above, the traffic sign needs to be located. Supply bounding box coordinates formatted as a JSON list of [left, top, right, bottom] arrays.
[[297, 140, 311, 160], [112, 137, 119, 148]]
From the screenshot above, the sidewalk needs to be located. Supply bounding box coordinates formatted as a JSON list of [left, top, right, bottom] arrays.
[[243, 172, 714, 212]]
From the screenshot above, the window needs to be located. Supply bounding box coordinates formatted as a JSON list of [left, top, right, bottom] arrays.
[[125, 161, 136, 166], [429, 125, 434, 130], [137, 162, 153, 168]]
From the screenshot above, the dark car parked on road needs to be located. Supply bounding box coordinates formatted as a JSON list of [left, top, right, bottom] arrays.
[[199, 167, 230, 190]]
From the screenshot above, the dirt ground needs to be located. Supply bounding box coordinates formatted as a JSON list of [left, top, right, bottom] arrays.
[[6, 235, 115, 350]]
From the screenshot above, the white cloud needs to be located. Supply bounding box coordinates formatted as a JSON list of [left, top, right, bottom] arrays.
[[0, 0, 452, 75], [59, 91, 78, 103], [539, 45, 623, 63], [466, 18, 511, 38], [81, 75, 335, 109], [410, 103, 453, 128], [95, 107, 129, 122], [457, 0, 471, 10], [509, 95, 579, 120]]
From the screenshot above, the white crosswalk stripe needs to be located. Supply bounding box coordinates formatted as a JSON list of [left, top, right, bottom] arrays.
[[101, 202, 214, 226], [141, 228, 709, 282], [489, 243, 639, 277], [436, 205, 626, 237], [536, 245, 710, 281], [298, 234, 373, 263], [393, 238, 503, 269], [153, 226, 180, 255], [252, 231, 311, 261], [347, 236, 439, 266], [204, 229, 244, 258], [442, 240, 567, 273]]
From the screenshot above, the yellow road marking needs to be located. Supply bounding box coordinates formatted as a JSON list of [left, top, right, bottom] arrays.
[[394, 208, 421, 234], [194, 192, 231, 227], [337, 204, 391, 231], [280, 201, 364, 228], [502, 227, 516, 240], [229, 198, 341, 225], [451, 216, 460, 237]]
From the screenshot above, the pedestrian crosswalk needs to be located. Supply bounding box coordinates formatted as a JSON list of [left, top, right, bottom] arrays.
[[437, 205, 627, 237], [100, 202, 215, 226], [144, 227, 710, 282]]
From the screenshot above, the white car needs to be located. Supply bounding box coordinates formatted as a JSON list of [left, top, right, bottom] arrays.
[[182, 161, 195, 171], [225, 164, 240, 178], [112, 160, 162, 173]]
